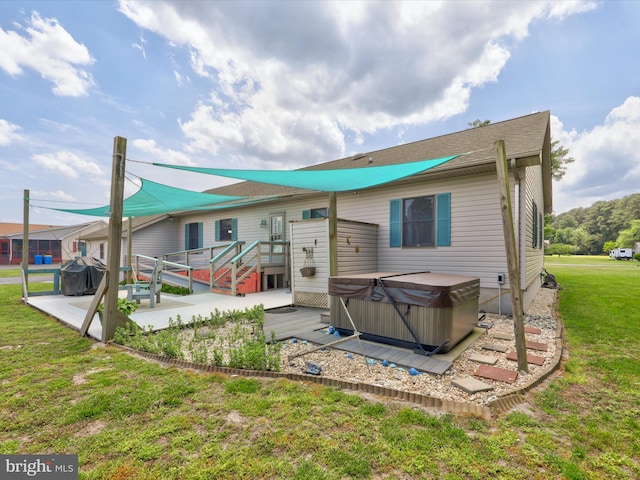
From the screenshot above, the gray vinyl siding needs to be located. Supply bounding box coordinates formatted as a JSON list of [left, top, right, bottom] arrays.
[[335, 173, 510, 288], [524, 164, 545, 289], [122, 219, 180, 264], [290, 218, 378, 308], [336, 220, 378, 275]]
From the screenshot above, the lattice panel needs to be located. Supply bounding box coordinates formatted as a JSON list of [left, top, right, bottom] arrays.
[[294, 291, 328, 308]]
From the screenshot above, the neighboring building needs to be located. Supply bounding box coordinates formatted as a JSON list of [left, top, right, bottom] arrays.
[[0, 221, 107, 265], [92, 111, 553, 315]]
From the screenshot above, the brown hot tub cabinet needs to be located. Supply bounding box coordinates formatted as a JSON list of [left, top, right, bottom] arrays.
[[328, 272, 480, 353]]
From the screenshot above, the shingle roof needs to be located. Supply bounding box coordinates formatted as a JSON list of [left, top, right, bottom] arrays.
[[206, 110, 551, 200]]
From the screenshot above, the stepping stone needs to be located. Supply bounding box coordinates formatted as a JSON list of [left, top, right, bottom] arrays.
[[481, 343, 509, 353], [469, 353, 498, 365], [452, 376, 494, 394], [525, 340, 548, 352], [473, 364, 518, 384], [492, 332, 514, 341], [506, 351, 546, 366], [524, 326, 542, 335]]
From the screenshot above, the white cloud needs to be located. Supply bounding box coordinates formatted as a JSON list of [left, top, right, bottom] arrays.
[[33, 189, 75, 202], [0, 119, 23, 145], [118, 1, 595, 165], [0, 12, 95, 96], [553, 96, 640, 213], [131, 138, 196, 166], [32, 151, 103, 178]]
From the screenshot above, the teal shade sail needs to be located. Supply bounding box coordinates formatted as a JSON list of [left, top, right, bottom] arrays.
[[52, 178, 246, 217], [153, 155, 457, 192]]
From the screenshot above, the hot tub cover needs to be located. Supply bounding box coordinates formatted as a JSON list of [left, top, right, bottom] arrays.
[[329, 272, 479, 308]]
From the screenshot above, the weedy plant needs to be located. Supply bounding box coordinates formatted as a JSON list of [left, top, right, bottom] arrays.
[[112, 304, 280, 371]]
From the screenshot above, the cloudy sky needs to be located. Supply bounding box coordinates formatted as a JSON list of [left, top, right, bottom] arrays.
[[1, 0, 639, 225]]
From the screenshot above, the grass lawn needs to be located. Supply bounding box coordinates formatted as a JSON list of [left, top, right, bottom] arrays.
[[1, 258, 639, 479]]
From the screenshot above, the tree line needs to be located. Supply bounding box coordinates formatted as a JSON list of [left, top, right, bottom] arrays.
[[546, 193, 640, 255]]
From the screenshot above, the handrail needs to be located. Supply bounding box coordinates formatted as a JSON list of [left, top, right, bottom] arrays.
[[226, 240, 290, 296], [133, 254, 195, 293], [209, 241, 245, 291], [210, 241, 245, 264]]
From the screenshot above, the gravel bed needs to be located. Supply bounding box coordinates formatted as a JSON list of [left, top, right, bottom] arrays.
[[279, 288, 559, 406]]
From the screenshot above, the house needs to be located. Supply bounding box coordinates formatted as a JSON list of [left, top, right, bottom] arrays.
[[94, 111, 553, 315], [0, 220, 107, 265]]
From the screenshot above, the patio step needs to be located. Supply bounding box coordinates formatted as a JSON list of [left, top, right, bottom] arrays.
[[473, 364, 518, 384], [506, 351, 546, 366]]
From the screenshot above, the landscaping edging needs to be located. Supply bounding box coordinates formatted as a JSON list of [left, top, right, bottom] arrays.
[[110, 323, 566, 420]]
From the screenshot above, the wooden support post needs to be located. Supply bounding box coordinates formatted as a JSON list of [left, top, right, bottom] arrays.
[[102, 137, 130, 343], [329, 192, 338, 276], [79, 274, 108, 337], [22, 189, 29, 286], [495, 140, 528, 373]]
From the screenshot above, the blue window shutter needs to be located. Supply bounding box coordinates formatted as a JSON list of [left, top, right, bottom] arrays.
[[184, 224, 189, 249], [198, 222, 203, 248], [215, 220, 220, 242], [532, 203, 538, 248], [302, 210, 311, 220], [436, 193, 451, 247], [231, 218, 238, 241], [389, 199, 401, 247]]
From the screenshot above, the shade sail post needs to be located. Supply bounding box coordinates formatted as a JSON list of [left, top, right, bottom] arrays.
[[329, 192, 338, 276], [495, 140, 528, 373], [102, 137, 128, 343]]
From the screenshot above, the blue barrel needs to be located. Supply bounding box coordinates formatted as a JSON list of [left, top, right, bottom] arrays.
[[44, 255, 53, 265], [34, 255, 43, 265]]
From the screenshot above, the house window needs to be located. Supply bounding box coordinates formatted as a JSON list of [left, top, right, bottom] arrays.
[[390, 193, 450, 247], [302, 207, 328, 219], [185, 222, 203, 250], [403, 196, 435, 247], [215, 218, 237, 242], [99, 243, 105, 259]]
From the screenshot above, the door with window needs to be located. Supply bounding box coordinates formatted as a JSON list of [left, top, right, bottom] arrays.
[[269, 213, 285, 256], [0, 239, 9, 265]]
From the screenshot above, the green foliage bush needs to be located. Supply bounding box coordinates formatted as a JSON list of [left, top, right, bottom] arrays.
[[112, 304, 280, 372], [634, 253, 640, 262], [545, 243, 574, 256]]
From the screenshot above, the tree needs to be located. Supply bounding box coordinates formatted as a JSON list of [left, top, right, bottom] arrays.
[[467, 119, 490, 128], [550, 140, 575, 181], [468, 119, 573, 181], [616, 219, 640, 248], [603, 241, 617, 254]]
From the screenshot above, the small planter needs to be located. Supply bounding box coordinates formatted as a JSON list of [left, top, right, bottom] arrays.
[[300, 267, 316, 277]]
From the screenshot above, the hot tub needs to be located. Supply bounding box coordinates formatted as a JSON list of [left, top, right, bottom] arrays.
[[329, 272, 480, 353]]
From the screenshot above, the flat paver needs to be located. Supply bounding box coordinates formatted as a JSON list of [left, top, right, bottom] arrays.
[[452, 376, 494, 394], [506, 351, 546, 366], [474, 364, 518, 384], [481, 342, 509, 353], [469, 353, 499, 365], [525, 340, 548, 352], [492, 332, 514, 341], [524, 326, 542, 334]]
